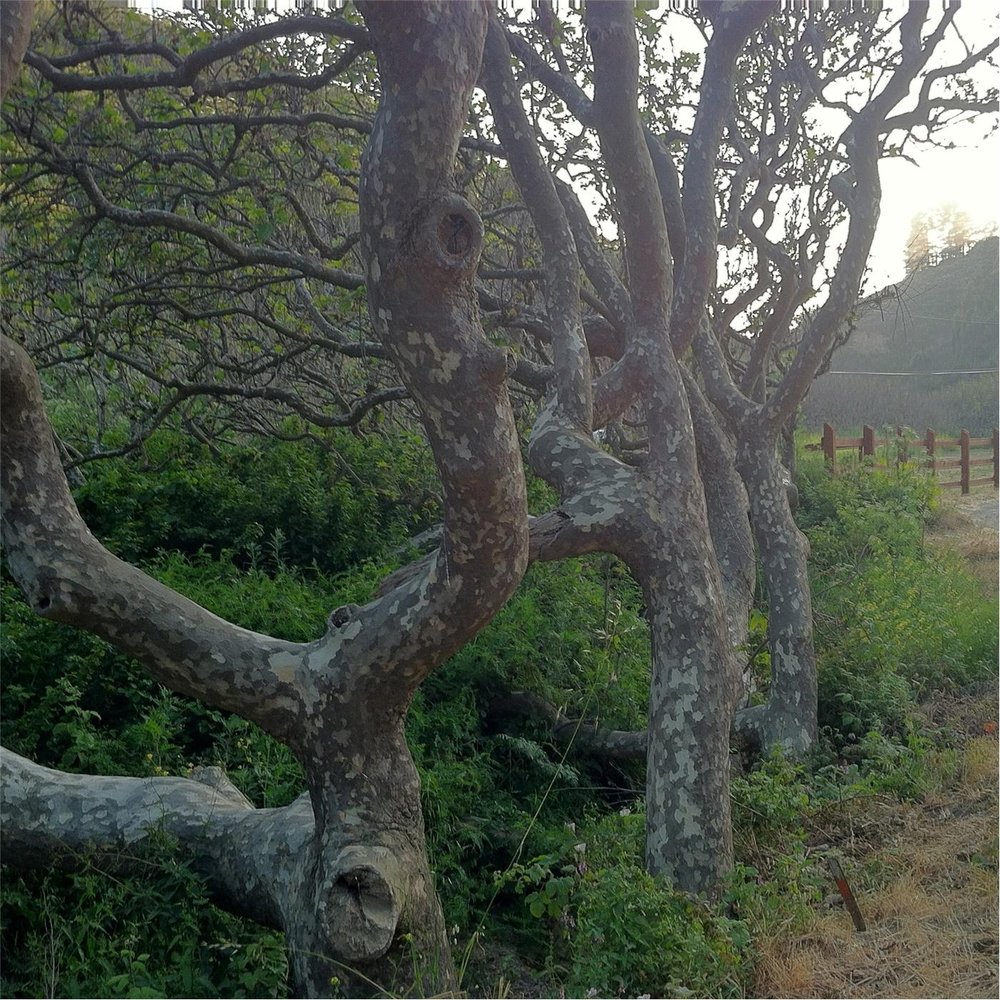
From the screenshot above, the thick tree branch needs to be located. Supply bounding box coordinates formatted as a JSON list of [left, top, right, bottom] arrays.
[[670, 2, 775, 357], [0, 1, 34, 102], [765, 3, 936, 427], [0, 748, 409, 965], [355, 0, 528, 698], [0, 336, 324, 737], [481, 14, 591, 432]]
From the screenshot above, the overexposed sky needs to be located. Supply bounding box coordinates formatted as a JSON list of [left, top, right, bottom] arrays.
[[868, 132, 999, 291], [651, 2, 999, 295], [864, 1, 999, 292]]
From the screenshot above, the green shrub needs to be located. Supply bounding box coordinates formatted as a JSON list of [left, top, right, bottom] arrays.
[[0, 833, 287, 999], [797, 463, 997, 742], [564, 811, 751, 999], [70, 430, 439, 575]]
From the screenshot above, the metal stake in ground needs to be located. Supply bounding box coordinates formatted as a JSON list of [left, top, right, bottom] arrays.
[[829, 857, 867, 932]]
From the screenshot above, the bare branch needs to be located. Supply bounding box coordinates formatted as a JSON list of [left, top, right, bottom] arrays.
[[24, 14, 369, 93]]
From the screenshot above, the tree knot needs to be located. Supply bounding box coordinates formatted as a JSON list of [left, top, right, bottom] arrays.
[[405, 193, 483, 279], [327, 604, 361, 630]]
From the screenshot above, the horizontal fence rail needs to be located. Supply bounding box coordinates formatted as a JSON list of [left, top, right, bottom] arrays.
[[816, 423, 999, 494]]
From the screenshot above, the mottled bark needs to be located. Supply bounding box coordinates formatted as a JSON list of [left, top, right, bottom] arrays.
[[734, 433, 817, 753], [0, 0, 34, 102], [1, 339, 314, 740], [1, 751, 301, 933], [627, 493, 738, 891], [684, 372, 756, 647], [668, 1, 775, 356], [2, 3, 527, 995], [1, 747, 442, 998], [582, 3, 741, 892], [690, 5, 951, 757], [5, 5, 988, 986], [482, 14, 592, 432]]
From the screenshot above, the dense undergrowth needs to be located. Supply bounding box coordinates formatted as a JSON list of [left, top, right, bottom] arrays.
[[1, 432, 996, 999]]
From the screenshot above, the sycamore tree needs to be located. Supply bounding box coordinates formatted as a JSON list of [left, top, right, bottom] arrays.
[[2, 1, 995, 996]]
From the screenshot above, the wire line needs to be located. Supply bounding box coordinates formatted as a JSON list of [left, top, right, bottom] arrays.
[[826, 369, 998, 376]]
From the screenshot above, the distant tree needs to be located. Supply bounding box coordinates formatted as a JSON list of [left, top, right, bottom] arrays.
[[906, 203, 993, 272], [941, 205, 975, 258], [906, 211, 933, 271]]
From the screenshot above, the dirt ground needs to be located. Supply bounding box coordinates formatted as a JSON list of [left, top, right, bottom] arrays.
[[754, 488, 999, 1000], [928, 486, 1000, 596]]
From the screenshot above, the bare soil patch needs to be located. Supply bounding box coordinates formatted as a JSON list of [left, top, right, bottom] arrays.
[[942, 489, 999, 533], [927, 488, 998, 595]]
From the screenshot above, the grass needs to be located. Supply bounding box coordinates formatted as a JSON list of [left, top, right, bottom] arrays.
[[751, 481, 999, 1000], [4, 430, 996, 999], [753, 725, 998, 999]]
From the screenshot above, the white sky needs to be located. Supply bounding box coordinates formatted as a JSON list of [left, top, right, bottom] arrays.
[[650, 3, 1000, 294], [868, 132, 999, 290]]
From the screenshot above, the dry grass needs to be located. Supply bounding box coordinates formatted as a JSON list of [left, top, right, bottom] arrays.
[[752, 485, 1000, 999], [926, 491, 999, 594], [753, 731, 998, 999], [755, 493, 998, 998]]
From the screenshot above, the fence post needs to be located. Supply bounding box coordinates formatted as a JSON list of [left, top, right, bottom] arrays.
[[862, 425, 874, 462], [993, 428, 999, 489], [960, 429, 970, 494], [823, 422, 836, 474], [925, 429, 935, 475]]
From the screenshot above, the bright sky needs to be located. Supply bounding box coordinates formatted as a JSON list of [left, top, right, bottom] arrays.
[[864, 0, 999, 292], [868, 132, 1000, 291], [650, 3, 1000, 295]]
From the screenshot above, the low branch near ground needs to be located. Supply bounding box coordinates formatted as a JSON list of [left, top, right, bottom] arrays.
[[1, 748, 297, 927], [0, 336, 319, 735], [492, 692, 647, 763], [0, 749, 408, 965]]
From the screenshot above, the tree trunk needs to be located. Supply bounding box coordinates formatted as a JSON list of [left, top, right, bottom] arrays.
[[1, 5, 518, 995], [0, 0, 34, 102], [633, 482, 740, 892], [735, 434, 817, 752], [289, 726, 455, 998]]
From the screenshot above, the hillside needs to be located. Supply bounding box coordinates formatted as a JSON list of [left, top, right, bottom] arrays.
[[803, 237, 999, 433]]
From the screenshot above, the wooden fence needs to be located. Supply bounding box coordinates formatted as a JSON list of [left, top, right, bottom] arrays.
[[820, 423, 999, 494]]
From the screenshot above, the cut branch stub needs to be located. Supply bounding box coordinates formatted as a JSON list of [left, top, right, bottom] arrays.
[[402, 193, 484, 285], [317, 845, 406, 961]]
